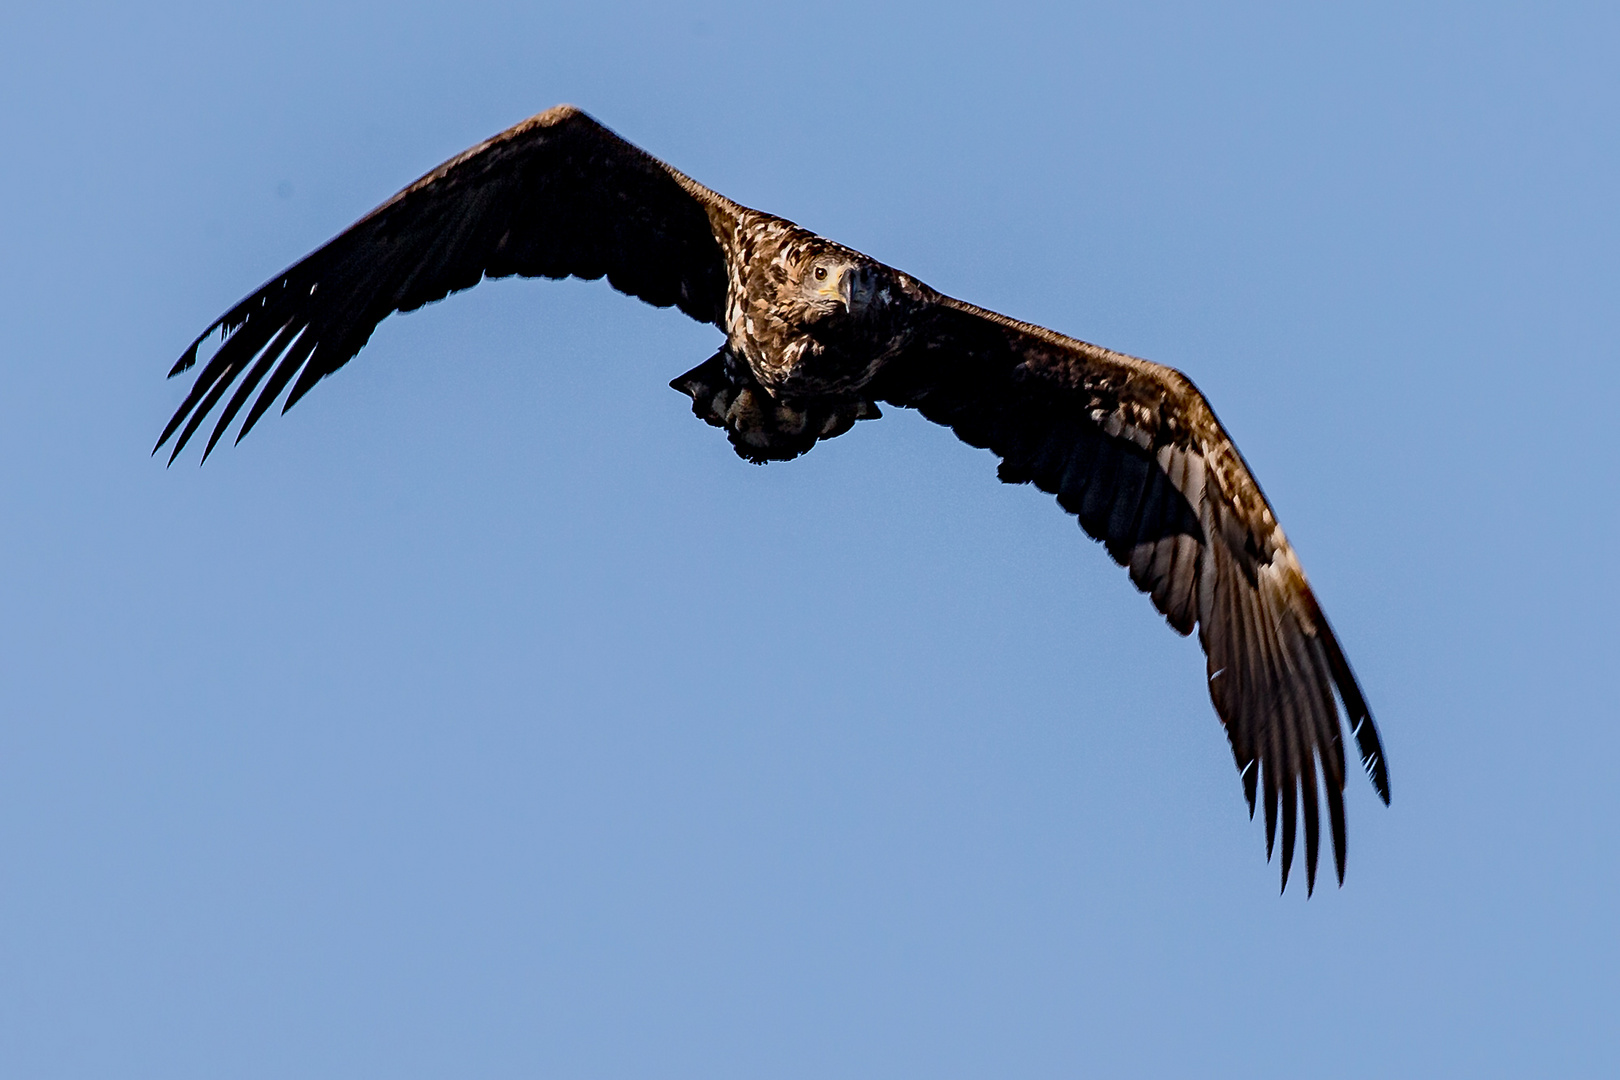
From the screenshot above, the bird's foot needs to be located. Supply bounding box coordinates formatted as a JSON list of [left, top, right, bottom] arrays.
[[670, 353, 880, 464]]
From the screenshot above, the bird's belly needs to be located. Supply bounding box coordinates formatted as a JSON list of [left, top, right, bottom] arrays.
[[754, 337, 885, 400], [671, 349, 882, 464]]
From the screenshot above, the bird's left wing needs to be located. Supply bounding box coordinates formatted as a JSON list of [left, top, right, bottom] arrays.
[[874, 294, 1389, 892], [159, 105, 739, 461]]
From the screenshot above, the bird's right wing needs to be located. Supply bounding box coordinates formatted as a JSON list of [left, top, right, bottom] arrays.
[[159, 105, 739, 462], [876, 294, 1389, 893]]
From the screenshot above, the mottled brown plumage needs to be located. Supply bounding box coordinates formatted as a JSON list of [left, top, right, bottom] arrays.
[[159, 105, 1390, 893]]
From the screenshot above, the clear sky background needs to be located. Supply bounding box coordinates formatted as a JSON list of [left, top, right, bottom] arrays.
[[2, 2, 1615, 1076]]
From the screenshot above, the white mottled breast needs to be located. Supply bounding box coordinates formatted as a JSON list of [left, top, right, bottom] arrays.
[[714, 210, 924, 400]]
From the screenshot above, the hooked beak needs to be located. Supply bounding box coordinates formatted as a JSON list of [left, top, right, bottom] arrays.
[[814, 271, 850, 310], [817, 267, 867, 314], [813, 265, 876, 316]]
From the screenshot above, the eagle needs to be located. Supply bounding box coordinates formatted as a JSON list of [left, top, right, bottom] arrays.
[[159, 105, 1390, 893]]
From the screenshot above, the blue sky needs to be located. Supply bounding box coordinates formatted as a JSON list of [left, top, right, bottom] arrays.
[[2, 2, 1616, 1076]]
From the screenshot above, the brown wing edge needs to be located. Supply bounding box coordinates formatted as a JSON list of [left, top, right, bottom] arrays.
[[157, 105, 739, 463]]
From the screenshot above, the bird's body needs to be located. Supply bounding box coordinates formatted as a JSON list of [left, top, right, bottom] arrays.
[[161, 105, 1389, 892], [679, 210, 918, 461]]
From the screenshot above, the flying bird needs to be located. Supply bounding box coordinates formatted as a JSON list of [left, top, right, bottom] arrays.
[[159, 105, 1389, 893]]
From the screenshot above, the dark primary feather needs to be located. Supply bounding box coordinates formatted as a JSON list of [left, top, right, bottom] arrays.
[[157, 105, 736, 461], [875, 297, 1390, 893]]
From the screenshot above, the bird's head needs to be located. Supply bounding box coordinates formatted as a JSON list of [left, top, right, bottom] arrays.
[[796, 252, 881, 322]]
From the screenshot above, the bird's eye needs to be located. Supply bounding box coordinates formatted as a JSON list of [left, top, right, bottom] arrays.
[[813, 266, 828, 281]]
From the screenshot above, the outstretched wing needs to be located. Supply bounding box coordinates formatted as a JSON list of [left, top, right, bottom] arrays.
[[158, 105, 738, 462], [876, 295, 1390, 893]]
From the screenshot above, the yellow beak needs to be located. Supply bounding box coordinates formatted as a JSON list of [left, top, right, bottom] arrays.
[[816, 269, 851, 308]]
